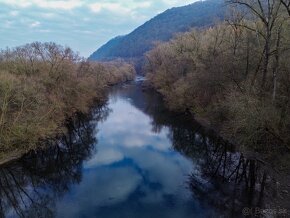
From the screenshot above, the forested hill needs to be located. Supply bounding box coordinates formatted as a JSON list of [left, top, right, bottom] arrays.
[[89, 0, 225, 61]]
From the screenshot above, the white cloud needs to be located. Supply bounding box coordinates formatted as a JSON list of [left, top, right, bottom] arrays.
[[9, 10, 19, 16], [38, 29, 52, 33], [4, 20, 13, 28], [1, 0, 31, 8], [89, 1, 152, 15], [85, 148, 124, 168], [0, 0, 200, 56], [40, 12, 56, 19], [38, 0, 82, 10], [98, 99, 172, 151], [162, 0, 196, 6], [88, 2, 102, 13], [30, 21, 40, 28], [89, 2, 131, 14], [138, 1, 152, 8], [56, 167, 142, 217], [0, 0, 83, 10]]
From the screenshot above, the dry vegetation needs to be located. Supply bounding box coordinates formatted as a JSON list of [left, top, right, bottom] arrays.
[[0, 42, 135, 155], [146, 0, 290, 152]]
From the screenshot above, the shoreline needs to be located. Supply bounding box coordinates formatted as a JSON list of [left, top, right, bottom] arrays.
[[0, 79, 135, 167], [0, 80, 289, 212], [0, 150, 26, 166], [142, 83, 290, 207]]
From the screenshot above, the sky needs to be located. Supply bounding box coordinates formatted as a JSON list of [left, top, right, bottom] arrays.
[[0, 0, 198, 57]]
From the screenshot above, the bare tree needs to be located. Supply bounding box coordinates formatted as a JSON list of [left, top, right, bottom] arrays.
[[280, 0, 290, 16], [228, 0, 282, 90], [272, 23, 283, 101]]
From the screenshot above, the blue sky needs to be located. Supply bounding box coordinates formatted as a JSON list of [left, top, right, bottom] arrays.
[[0, 0, 198, 57]]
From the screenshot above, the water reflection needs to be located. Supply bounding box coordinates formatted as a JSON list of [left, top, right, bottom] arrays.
[[55, 94, 200, 218], [0, 81, 285, 218], [110, 83, 281, 217], [0, 107, 110, 218]]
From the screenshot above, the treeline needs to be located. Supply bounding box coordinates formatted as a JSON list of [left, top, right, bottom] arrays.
[[89, 0, 225, 60], [145, 0, 290, 151], [0, 42, 135, 155]]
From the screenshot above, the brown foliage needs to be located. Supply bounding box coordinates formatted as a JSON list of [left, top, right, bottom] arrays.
[[145, 9, 290, 151], [0, 42, 135, 153]]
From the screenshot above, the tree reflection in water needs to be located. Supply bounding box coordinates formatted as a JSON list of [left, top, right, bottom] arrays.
[[0, 82, 285, 218], [175, 131, 271, 217], [158, 106, 277, 216], [118, 83, 279, 217], [0, 105, 110, 218]]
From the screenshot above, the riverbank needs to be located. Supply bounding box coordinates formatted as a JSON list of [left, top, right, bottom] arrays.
[[0, 74, 137, 166], [0, 79, 289, 217], [145, 22, 290, 152], [0, 42, 135, 165], [0, 150, 25, 166], [0, 80, 134, 166], [141, 82, 290, 212]]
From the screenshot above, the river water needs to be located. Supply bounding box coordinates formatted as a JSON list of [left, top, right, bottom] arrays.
[[0, 78, 280, 217]]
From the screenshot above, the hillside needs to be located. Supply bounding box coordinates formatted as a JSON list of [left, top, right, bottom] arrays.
[[89, 0, 225, 61]]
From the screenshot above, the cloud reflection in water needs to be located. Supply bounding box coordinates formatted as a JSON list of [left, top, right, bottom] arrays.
[[55, 96, 201, 218]]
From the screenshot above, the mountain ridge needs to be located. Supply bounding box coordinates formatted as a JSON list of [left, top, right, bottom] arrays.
[[89, 0, 225, 61]]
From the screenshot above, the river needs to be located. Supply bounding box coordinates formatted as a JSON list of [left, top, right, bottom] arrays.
[[0, 78, 285, 217]]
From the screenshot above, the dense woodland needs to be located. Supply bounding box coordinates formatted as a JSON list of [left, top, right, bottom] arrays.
[[146, 0, 290, 152], [1, 0, 289, 160], [89, 0, 225, 61], [0, 42, 135, 156]]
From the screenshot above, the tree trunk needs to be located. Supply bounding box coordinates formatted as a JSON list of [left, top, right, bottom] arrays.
[[245, 36, 250, 79], [261, 28, 271, 90], [272, 28, 281, 102]]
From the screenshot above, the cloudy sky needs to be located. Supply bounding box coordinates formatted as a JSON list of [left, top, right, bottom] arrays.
[[0, 0, 198, 57]]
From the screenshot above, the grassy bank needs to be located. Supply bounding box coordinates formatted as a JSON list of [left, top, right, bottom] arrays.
[[0, 42, 135, 159], [145, 1, 290, 153]]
